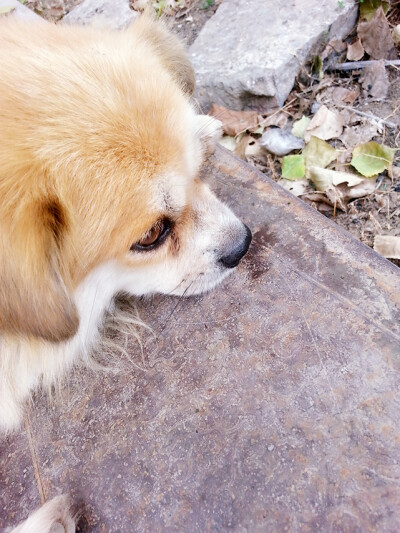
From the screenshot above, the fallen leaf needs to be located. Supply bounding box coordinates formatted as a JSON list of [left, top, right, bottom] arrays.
[[260, 111, 289, 129], [0, 6, 15, 14], [374, 235, 400, 259], [281, 155, 305, 180], [346, 38, 365, 61], [218, 135, 236, 151], [303, 136, 337, 177], [393, 25, 400, 45], [360, 59, 389, 100], [308, 167, 375, 210], [339, 119, 379, 149], [277, 178, 309, 197], [351, 142, 397, 177], [302, 192, 333, 207], [304, 105, 344, 142], [234, 135, 262, 161], [260, 127, 304, 156], [338, 178, 376, 201], [291, 116, 311, 139], [359, 0, 390, 21], [331, 86, 360, 105], [209, 104, 258, 137], [309, 167, 364, 191], [321, 38, 347, 60], [391, 165, 400, 180], [358, 6, 394, 60]]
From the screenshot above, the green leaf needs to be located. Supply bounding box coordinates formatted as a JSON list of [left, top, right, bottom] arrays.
[[282, 155, 305, 180], [351, 142, 397, 177], [291, 116, 311, 139], [360, 0, 389, 20], [312, 55, 324, 81], [303, 136, 337, 178], [0, 6, 15, 14]]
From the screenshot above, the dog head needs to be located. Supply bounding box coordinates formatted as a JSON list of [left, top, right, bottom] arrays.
[[0, 14, 251, 343]]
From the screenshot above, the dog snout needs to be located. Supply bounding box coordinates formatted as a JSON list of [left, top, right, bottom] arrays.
[[219, 224, 252, 269]]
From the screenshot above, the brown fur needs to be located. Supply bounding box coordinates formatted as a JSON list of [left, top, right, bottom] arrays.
[[0, 14, 196, 342]]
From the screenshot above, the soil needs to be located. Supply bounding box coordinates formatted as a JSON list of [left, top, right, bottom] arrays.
[[24, 0, 400, 265]]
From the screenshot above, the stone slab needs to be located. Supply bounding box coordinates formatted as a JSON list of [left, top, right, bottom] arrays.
[[2, 147, 400, 531], [63, 0, 137, 30], [190, 0, 358, 111]]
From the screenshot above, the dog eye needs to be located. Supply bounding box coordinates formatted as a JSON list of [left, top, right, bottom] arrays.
[[131, 219, 171, 251]]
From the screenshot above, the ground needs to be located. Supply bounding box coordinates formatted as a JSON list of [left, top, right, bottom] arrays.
[[23, 0, 400, 265]]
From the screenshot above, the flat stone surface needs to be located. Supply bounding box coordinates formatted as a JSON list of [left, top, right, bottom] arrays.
[[63, 0, 137, 30], [190, 0, 358, 111], [0, 0, 40, 20], [2, 147, 400, 531]]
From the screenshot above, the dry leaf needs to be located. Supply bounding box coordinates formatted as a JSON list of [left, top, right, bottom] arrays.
[[338, 179, 376, 201], [234, 135, 262, 161], [218, 136, 236, 151], [358, 6, 394, 60], [393, 25, 400, 45], [346, 39, 365, 61], [209, 104, 258, 137], [321, 38, 347, 60], [291, 116, 311, 139], [277, 179, 309, 197], [339, 119, 379, 149], [309, 167, 364, 190], [360, 60, 389, 100], [331, 87, 360, 105], [304, 105, 345, 142], [260, 111, 289, 129], [374, 235, 400, 259]]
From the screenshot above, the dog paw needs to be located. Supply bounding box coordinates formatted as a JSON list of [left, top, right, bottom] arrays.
[[11, 495, 75, 533]]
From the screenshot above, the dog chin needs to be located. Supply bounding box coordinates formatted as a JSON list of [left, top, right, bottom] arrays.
[[169, 268, 233, 297]]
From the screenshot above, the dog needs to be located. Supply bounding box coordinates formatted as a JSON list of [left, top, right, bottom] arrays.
[[1, 12, 251, 532]]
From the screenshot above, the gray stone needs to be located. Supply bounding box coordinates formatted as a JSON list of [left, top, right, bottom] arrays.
[[0, 0, 40, 20], [190, 0, 358, 111], [63, 0, 138, 30]]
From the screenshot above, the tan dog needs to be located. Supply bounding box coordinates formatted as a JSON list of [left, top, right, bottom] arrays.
[[1, 13, 251, 531]]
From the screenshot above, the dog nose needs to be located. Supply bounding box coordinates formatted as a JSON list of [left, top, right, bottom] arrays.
[[219, 224, 252, 269]]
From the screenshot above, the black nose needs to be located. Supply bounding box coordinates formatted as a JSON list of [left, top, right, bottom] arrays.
[[219, 224, 252, 269]]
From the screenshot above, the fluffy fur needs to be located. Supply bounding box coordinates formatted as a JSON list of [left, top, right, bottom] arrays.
[[1, 14, 251, 532]]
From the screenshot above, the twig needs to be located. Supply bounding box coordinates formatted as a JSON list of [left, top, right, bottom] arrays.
[[335, 104, 398, 129], [330, 59, 400, 71]]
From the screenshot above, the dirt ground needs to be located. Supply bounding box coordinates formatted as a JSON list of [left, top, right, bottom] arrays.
[[24, 0, 400, 265]]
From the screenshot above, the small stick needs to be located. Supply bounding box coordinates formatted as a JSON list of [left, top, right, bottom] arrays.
[[330, 59, 400, 71]]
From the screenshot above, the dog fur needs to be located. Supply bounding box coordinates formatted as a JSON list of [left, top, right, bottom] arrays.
[[1, 13, 251, 531]]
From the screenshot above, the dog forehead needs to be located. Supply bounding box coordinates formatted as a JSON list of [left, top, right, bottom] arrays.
[[152, 172, 191, 213]]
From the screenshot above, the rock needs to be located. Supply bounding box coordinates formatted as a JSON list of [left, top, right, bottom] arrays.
[[0, 0, 40, 20], [190, 0, 358, 111], [63, 0, 138, 30]]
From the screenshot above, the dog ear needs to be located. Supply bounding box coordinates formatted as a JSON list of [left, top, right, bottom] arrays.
[[132, 11, 195, 95], [196, 115, 223, 155], [0, 197, 79, 343]]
